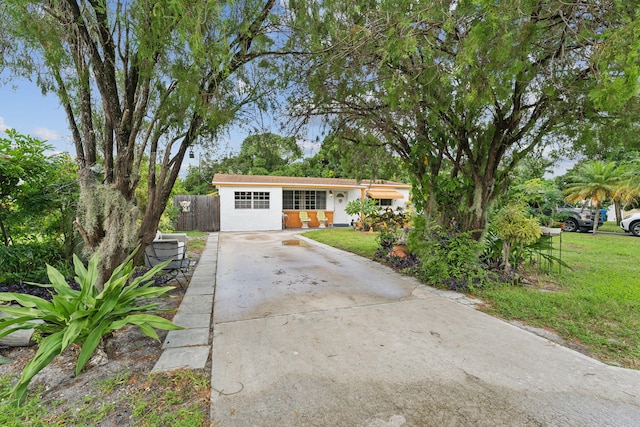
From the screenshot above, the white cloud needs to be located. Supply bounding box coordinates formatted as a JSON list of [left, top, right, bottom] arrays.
[[32, 127, 64, 141], [297, 137, 321, 157], [0, 117, 9, 132]]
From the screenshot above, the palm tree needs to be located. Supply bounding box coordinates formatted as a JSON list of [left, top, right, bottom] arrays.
[[564, 161, 624, 234], [609, 166, 640, 225]]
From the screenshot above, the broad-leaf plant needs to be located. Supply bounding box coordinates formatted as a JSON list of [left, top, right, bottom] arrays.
[[0, 250, 183, 405]]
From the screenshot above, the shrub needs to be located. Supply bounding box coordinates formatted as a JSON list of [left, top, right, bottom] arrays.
[[482, 229, 568, 277], [0, 250, 183, 405], [345, 198, 379, 229], [0, 243, 70, 284], [493, 202, 541, 272], [408, 216, 487, 291]]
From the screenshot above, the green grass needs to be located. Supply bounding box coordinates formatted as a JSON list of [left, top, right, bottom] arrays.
[[303, 228, 640, 369], [302, 228, 380, 259], [0, 369, 210, 426], [478, 231, 640, 368], [186, 230, 208, 252], [597, 221, 625, 233]]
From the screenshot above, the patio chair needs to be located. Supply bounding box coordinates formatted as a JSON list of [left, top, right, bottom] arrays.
[[144, 239, 190, 289], [317, 210, 328, 228], [299, 211, 311, 228]]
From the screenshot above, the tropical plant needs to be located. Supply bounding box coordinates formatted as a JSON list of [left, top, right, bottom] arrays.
[[564, 161, 625, 233], [493, 203, 542, 272], [0, 251, 183, 405], [345, 198, 379, 230]]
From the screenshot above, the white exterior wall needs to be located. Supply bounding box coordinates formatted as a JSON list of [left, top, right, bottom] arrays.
[[218, 186, 283, 232], [329, 187, 412, 225], [218, 184, 411, 231], [388, 188, 411, 209]]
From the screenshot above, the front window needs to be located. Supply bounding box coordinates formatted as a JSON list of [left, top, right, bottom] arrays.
[[372, 198, 393, 207], [235, 191, 270, 209], [283, 190, 327, 210]]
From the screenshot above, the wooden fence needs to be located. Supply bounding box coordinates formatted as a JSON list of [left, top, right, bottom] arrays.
[[173, 195, 220, 232]]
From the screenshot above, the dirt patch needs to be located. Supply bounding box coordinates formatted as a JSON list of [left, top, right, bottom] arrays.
[[520, 273, 565, 292]]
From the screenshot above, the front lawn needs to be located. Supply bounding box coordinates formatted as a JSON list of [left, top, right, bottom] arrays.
[[302, 227, 380, 259], [303, 228, 640, 369], [597, 221, 625, 233]]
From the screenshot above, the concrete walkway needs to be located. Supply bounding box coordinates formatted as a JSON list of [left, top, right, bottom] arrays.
[[157, 231, 640, 425], [152, 233, 218, 372]]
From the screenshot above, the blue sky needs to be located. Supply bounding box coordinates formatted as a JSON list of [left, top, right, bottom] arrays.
[[0, 76, 322, 176], [0, 77, 237, 175], [0, 77, 73, 154]]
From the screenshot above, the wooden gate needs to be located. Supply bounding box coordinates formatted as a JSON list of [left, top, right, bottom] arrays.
[[173, 195, 220, 232]]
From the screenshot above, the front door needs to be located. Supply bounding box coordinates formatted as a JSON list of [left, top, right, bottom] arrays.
[[332, 192, 349, 225]]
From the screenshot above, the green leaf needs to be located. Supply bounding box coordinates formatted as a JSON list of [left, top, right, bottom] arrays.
[[50, 294, 78, 318], [110, 314, 184, 334], [0, 292, 53, 311], [60, 318, 88, 349], [0, 317, 41, 339], [76, 324, 109, 376], [137, 323, 160, 341], [45, 264, 73, 296], [91, 290, 121, 326], [10, 330, 65, 405]]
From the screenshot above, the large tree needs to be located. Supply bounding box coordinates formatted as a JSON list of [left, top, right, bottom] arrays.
[[233, 132, 303, 175], [2, 0, 282, 284], [287, 0, 639, 238]]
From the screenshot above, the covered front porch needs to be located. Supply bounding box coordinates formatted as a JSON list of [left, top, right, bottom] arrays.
[[282, 210, 335, 228]]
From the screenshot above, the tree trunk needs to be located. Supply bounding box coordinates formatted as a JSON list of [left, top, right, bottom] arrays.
[[503, 243, 512, 273], [0, 216, 9, 247], [615, 201, 622, 225], [462, 175, 495, 241], [75, 169, 139, 289]]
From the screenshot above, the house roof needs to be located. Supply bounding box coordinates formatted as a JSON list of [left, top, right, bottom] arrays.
[[212, 174, 411, 189]]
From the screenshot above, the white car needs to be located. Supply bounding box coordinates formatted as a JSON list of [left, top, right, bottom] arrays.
[[620, 213, 640, 236]]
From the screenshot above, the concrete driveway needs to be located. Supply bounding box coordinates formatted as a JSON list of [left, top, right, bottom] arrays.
[[211, 231, 640, 426]]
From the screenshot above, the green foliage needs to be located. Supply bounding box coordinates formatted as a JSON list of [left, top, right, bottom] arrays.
[[493, 202, 541, 272], [373, 207, 410, 254], [0, 376, 47, 426], [563, 160, 628, 230], [0, 243, 69, 284], [494, 207, 542, 247], [0, 368, 210, 426], [193, 133, 302, 180], [296, 133, 409, 181], [287, 0, 638, 238], [408, 216, 486, 291], [0, 130, 72, 247], [129, 370, 209, 427], [482, 229, 568, 276], [344, 198, 379, 228], [564, 161, 623, 207], [0, 251, 183, 405]]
